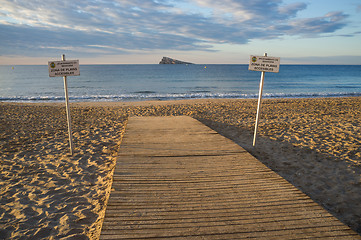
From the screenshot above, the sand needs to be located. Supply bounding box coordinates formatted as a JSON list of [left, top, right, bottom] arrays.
[[0, 97, 360, 238]]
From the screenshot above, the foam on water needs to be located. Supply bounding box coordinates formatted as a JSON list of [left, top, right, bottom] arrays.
[[2, 92, 361, 103]]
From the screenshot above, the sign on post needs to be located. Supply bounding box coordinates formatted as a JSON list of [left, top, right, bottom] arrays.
[[249, 55, 280, 73], [48, 60, 80, 77], [249, 53, 280, 147], [48, 55, 79, 155]]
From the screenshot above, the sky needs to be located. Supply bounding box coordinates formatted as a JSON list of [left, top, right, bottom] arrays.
[[0, 0, 361, 65]]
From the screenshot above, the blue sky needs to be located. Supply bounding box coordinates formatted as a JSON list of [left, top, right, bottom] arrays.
[[0, 0, 360, 64]]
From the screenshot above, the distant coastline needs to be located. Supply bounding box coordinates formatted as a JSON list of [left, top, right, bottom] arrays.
[[159, 57, 193, 64]]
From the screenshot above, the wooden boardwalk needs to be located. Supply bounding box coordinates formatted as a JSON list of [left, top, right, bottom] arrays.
[[100, 116, 359, 239]]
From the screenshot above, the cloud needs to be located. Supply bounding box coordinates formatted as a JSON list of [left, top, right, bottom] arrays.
[[278, 2, 307, 17], [190, 0, 307, 23], [287, 12, 348, 35], [0, 0, 351, 59]]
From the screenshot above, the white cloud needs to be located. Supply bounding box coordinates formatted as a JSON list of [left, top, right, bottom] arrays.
[[287, 11, 348, 35], [0, 0, 352, 58], [278, 2, 307, 17]]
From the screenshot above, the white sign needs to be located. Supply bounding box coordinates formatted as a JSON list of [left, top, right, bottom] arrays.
[[48, 60, 80, 77], [249, 55, 280, 73]]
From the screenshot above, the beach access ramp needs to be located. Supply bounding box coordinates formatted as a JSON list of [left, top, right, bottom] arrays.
[[100, 116, 360, 239]]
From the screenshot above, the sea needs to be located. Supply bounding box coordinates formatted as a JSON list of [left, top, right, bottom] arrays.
[[0, 64, 360, 102]]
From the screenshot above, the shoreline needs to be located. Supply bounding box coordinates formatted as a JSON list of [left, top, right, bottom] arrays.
[[2, 94, 361, 105], [2, 95, 360, 106], [1, 96, 360, 238]]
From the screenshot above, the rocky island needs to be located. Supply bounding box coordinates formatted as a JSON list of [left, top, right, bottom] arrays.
[[159, 57, 193, 64]]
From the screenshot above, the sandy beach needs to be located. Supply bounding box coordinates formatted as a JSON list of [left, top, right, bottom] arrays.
[[1, 97, 361, 238]]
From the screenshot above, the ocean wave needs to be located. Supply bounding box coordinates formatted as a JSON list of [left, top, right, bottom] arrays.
[[1, 92, 361, 103]]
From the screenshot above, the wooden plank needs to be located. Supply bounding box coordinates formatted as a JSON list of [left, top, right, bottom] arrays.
[[100, 116, 360, 239]]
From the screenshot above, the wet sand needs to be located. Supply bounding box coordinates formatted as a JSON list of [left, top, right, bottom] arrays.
[[1, 97, 360, 238]]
